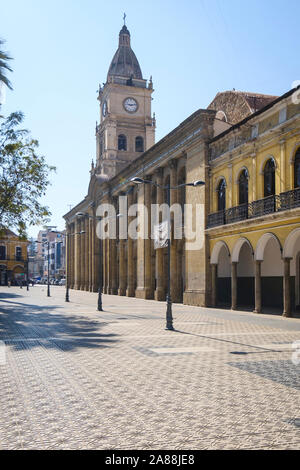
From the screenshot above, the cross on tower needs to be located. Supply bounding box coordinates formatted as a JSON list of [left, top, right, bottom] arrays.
[[123, 13, 126, 25]]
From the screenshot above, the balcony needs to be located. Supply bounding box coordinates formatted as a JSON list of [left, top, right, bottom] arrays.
[[207, 188, 300, 229]]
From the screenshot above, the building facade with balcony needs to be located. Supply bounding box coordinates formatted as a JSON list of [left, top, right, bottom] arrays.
[[64, 23, 300, 317], [207, 88, 300, 316], [0, 229, 29, 285]]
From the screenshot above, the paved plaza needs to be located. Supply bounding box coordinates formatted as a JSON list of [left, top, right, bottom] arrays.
[[0, 285, 299, 450]]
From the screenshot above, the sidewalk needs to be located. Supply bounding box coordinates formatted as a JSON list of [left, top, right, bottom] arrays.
[[0, 285, 299, 449]]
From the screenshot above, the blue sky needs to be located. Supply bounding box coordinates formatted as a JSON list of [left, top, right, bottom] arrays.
[[1, 0, 300, 237]]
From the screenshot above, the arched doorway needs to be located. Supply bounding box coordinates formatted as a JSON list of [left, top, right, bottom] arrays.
[[261, 236, 283, 309], [232, 238, 255, 309], [211, 241, 231, 306], [283, 228, 300, 312]]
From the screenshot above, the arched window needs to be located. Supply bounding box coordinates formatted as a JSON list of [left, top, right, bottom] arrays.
[[294, 148, 300, 188], [238, 169, 249, 205], [135, 136, 144, 152], [264, 158, 275, 197], [118, 134, 127, 151], [217, 179, 226, 211]]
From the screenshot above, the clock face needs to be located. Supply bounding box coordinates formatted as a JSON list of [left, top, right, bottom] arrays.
[[102, 101, 107, 117], [123, 97, 138, 113]]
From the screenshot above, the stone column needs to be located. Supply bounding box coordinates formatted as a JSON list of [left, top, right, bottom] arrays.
[[74, 218, 81, 290], [283, 258, 292, 317], [211, 263, 217, 307], [93, 216, 100, 293], [109, 238, 118, 295], [84, 217, 89, 291], [118, 238, 127, 296], [68, 223, 73, 289], [154, 168, 165, 301], [90, 217, 95, 292], [88, 218, 92, 291], [231, 262, 238, 310], [80, 218, 85, 290], [253, 260, 262, 313], [126, 190, 135, 297], [169, 159, 180, 302]]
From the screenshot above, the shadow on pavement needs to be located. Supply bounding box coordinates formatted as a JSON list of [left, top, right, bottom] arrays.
[[0, 297, 119, 352]]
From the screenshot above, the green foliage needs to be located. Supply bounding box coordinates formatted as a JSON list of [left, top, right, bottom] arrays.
[[0, 111, 56, 237], [0, 38, 13, 90]]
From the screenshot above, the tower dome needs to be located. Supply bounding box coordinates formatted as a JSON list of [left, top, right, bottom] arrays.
[[107, 25, 143, 81]]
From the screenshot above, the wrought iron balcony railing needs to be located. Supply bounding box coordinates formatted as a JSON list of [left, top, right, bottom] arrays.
[[207, 188, 300, 229], [278, 187, 300, 211]]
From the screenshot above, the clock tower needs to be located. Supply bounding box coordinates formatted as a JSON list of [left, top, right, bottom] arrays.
[[96, 24, 156, 178]]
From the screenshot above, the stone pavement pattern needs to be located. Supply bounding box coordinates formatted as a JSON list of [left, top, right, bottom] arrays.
[[0, 286, 299, 450]]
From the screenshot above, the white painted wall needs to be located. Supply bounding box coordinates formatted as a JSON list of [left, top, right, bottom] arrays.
[[261, 237, 283, 277], [237, 243, 254, 277], [218, 245, 231, 278]]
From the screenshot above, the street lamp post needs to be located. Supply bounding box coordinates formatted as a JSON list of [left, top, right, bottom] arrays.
[[131, 176, 205, 331]]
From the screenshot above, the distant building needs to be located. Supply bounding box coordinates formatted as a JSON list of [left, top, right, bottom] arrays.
[[0, 229, 29, 285]]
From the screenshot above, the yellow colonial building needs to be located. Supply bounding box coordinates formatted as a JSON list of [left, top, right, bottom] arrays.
[[64, 23, 300, 317], [207, 88, 300, 316], [0, 229, 29, 286]]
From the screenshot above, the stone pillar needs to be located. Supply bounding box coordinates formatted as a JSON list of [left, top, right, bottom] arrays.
[[109, 238, 118, 295], [169, 159, 180, 302], [118, 238, 127, 296], [283, 258, 292, 317], [68, 223, 73, 289], [126, 190, 135, 297], [90, 217, 96, 292], [88, 218, 92, 291], [84, 217, 89, 291], [253, 260, 262, 313], [93, 216, 100, 293], [211, 263, 217, 307], [135, 180, 153, 299], [80, 218, 85, 290], [74, 218, 81, 290], [231, 262, 238, 310], [154, 168, 165, 301]]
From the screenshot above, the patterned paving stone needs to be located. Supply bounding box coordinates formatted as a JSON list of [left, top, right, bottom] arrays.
[[0, 286, 299, 449]]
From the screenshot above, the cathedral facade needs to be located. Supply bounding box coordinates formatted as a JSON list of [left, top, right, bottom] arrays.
[[64, 24, 300, 316]]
